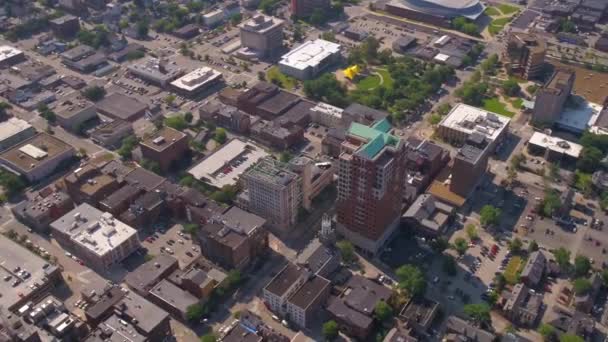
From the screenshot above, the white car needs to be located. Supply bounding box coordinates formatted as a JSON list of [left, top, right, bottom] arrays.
[[65, 252, 72, 258]]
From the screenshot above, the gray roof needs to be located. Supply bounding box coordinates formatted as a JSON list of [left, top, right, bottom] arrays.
[[117, 291, 170, 335], [520, 251, 546, 285], [444, 316, 496, 342], [149, 279, 198, 314], [95, 93, 148, 121], [220, 206, 266, 235], [125, 255, 178, 295], [124, 167, 166, 191], [295, 238, 338, 275]]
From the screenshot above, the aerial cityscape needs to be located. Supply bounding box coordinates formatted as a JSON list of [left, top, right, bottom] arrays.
[[0, 0, 607, 341]]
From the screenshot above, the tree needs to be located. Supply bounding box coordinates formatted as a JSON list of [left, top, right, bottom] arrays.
[[542, 190, 562, 217], [226, 269, 243, 288], [574, 255, 591, 277], [538, 323, 556, 341], [443, 255, 457, 276], [0, 169, 26, 197], [560, 335, 584, 342], [430, 237, 450, 253], [118, 136, 138, 159], [508, 238, 523, 254], [577, 146, 603, 172], [210, 184, 238, 204], [455, 81, 488, 106], [303, 74, 349, 108], [395, 264, 426, 297], [259, 0, 278, 14], [336, 240, 356, 263], [136, 20, 149, 38], [164, 115, 188, 130], [465, 224, 478, 240], [453, 237, 469, 256], [230, 13, 243, 25], [480, 205, 501, 227], [573, 278, 592, 295], [186, 303, 205, 321], [0, 102, 12, 119], [165, 94, 176, 106], [293, 24, 303, 42], [309, 8, 326, 26], [553, 247, 571, 270], [463, 303, 491, 325], [501, 79, 521, 96], [322, 320, 339, 341], [183, 223, 199, 235], [200, 334, 217, 342], [214, 128, 227, 144], [184, 112, 194, 123], [374, 301, 393, 322], [279, 152, 292, 163], [528, 240, 539, 253]]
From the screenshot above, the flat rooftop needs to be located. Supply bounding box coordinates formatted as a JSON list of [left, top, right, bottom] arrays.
[[0, 45, 23, 63], [245, 156, 299, 187], [0, 117, 33, 143], [118, 290, 170, 335], [264, 263, 305, 297], [239, 14, 284, 34], [440, 103, 510, 142], [528, 132, 583, 158], [53, 92, 95, 119], [279, 39, 341, 71], [140, 126, 187, 152], [170, 67, 222, 92], [98, 314, 146, 342], [95, 93, 148, 121], [124, 167, 166, 191], [50, 203, 138, 258], [127, 58, 183, 82], [149, 279, 198, 314], [0, 133, 74, 172], [287, 275, 330, 309], [0, 235, 59, 310], [188, 138, 269, 188], [125, 254, 178, 295], [557, 100, 602, 133]]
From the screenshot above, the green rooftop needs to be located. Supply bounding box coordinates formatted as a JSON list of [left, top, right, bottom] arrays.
[[348, 121, 399, 159]]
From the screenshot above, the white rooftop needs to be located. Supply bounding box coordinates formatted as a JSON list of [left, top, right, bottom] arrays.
[[440, 103, 510, 143], [0, 45, 22, 63], [434, 53, 450, 62], [19, 144, 48, 160], [239, 13, 284, 33], [311, 102, 343, 118], [557, 101, 602, 134], [188, 138, 268, 188], [170, 67, 222, 91], [528, 132, 583, 158], [279, 39, 341, 71], [0, 118, 32, 142]]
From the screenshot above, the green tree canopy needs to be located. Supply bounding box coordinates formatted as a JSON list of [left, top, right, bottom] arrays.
[[164, 115, 188, 130], [463, 303, 491, 325], [453, 237, 469, 256], [480, 205, 501, 227], [553, 247, 571, 269], [200, 334, 217, 342], [573, 278, 592, 295], [336, 240, 356, 263], [395, 264, 426, 297], [501, 79, 521, 96], [508, 238, 523, 254], [538, 323, 556, 341], [374, 301, 393, 322], [186, 303, 205, 321], [574, 255, 591, 277], [560, 334, 585, 342], [322, 320, 339, 341], [214, 128, 227, 144]]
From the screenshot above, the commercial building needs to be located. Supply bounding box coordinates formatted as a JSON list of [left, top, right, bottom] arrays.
[[287, 155, 335, 211], [12, 187, 74, 232], [238, 14, 284, 59], [0, 45, 25, 67], [527, 132, 582, 164], [342, 103, 390, 127], [0, 117, 36, 151], [399, 297, 440, 335], [203, 9, 225, 27], [0, 236, 61, 312], [504, 32, 546, 80], [336, 119, 406, 255], [170, 66, 223, 98], [382, 0, 484, 27], [503, 284, 543, 326], [95, 93, 149, 122], [295, 238, 340, 279], [279, 39, 342, 80], [90, 120, 134, 149], [170, 267, 227, 299], [291, 0, 331, 17], [237, 82, 279, 115], [148, 279, 199, 321], [199, 101, 251, 134], [124, 167, 166, 191], [242, 157, 301, 231], [139, 127, 189, 173], [50, 203, 140, 271], [53, 92, 97, 132], [404, 137, 450, 203], [443, 316, 496, 342], [188, 138, 269, 188], [198, 206, 267, 270], [520, 251, 546, 287], [125, 255, 179, 297], [127, 58, 184, 88], [310, 102, 343, 128], [532, 69, 575, 125], [326, 275, 392, 339], [0, 133, 76, 182], [50, 14, 80, 38], [402, 193, 455, 237], [64, 164, 121, 205]]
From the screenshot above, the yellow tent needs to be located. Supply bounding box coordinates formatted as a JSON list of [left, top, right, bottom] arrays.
[[343, 65, 360, 80]]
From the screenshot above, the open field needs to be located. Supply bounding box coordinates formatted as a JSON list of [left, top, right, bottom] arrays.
[[504, 256, 523, 284], [498, 3, 520, 15], [267, 66, 297, 90], [483, 97, 515, 117]]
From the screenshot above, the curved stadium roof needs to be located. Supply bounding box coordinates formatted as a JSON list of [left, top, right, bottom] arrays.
[[397, 0, 485, 19]]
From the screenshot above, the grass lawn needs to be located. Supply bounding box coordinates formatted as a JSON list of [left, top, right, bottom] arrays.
[[510, 98, 524, 109], [489, 17, 512, 35], [357, 73, 382, 91], [504, 256, 523, 284], [377, 68, 394, 88], [267, 66, 297, 90], [498, 3, 519, 15], [484, 7, 501, 16], [483, 97, 515, 117]]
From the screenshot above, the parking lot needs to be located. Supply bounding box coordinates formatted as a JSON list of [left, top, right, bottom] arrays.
[[139, 223, 201, 269]]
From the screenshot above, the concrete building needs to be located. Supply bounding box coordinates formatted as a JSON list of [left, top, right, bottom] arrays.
[[171, 267, 227, 300], [0, 133, 76, 182], [12, 187, 74, 232], [50, 203, 140, 271], [533, 69, 575, 125], [90, 120, 133, 149], [527, 132, 582, 164], [125, 255, 179, 297], [0, 45, 25, 68], [237, 82, 279, 115], [139, 127, 189, 173], [404, 138, 450, 203], [287, 155, 334, 211], [263, 263, 308, 316], [53, 92, 97, 132], [382, 0, 484, 27], [64, 163, 121, 205], [310, 102, 343, 128], [504, 32, 546, 80], [279, 39, 341, 80], [336, 119, 406, 255], [148, 279, 199, 321], [199, 102, 251, 134], [242, 157, 301, 231], [402, 194, 454, 237], [0, 117, 36, 151], [503, 284, 543, 326], [96, 93, 148, 122], [127, 58, 184, 88], [99, 184, 144, 216], [238, 14, 284, 58], [0, 236, 61, 312], [170, 67, 223, 98], [291, 0, 331, 17]]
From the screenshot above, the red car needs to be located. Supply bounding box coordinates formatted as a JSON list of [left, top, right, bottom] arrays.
[[491, 244, 499, 255]]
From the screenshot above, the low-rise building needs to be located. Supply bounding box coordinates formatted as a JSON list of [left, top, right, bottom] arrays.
[[310, 102, 343, 128], [171, 267, 227, 300], [127, 58, 184, 88], [148, 279, 199, 321], [140, 126, 189, 173], [199, 102, 251, 134], [50, 203, 141, 271], [295, 238, 339, 279], [0, 45, 26, 67], [12, 187, 74, 232], [237, 82, 279, 115], [53, 92, 97, 132], [285, 273, 330, 328], [170, 67, 223, 98], [64, 164, 121, 205], [125, 255, 179, 297], [90, 119, 133, 149], [279, 39, 341, 80], [402, 194, 454, 237], [502, 284, 543, 326], [50, 14, 80, 38], [520, 251, 546, 288], [0, 133, 76, 182], [527, 132, 582, 164], [96, 93, 149, 122], [399, 297, 440, 336], [99, 184, 143, 216], [404, 137, 450, 203], [263, 263, 309, 316], [442, 316, 496, 342], [0, 117, 36, 151]]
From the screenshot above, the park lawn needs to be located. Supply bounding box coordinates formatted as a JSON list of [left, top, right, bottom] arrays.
[[483, 97, 515, 117], [377, 68, 394, 88], [504, 256, 523, 284], [484, 7, 501, 16], [489, 17, 512, 35], [357, 73, 382, 91], [510, 98, 524, 109], [498, 3, 519, 15], [267, 66, 297, 90]]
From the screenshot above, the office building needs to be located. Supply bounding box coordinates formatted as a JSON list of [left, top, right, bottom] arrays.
[[203, 9, 225, 27], [169, 67, 223, 98], [90, 120, 133, 149], [279, 39, 341, 80], [402, 193, 455, 237], [96, 93, 148, 122], [125, 254, 179, 297], [139, 127, 189, 173], [291, 0, 331, 17], [533, 69, 575, 125], [0, 117, 36, 151], [238, 14, 284, 58], [242, 157, 301, 231], [127, 58, 184, 87], [504, 32, 546, 80], [50, 203, 140, 271], [148, 279, 199, 321], [0, 133, 76, 182], [12, 187, 74, 232], [0, 45, 25, 67], [336, 119, 406, 255], [64, 164, 121, 205], [527, 132, 582, 164], [53, 92, 97, 132]]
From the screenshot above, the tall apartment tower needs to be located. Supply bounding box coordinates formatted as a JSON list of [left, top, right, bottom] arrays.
[[504, 32, 546, 80], [336, 119, 406, 255], [238, 13, 284, 58], [243, 157, 301, 231], [532, 69, 575, 125], [290, 0, 331, 18]]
